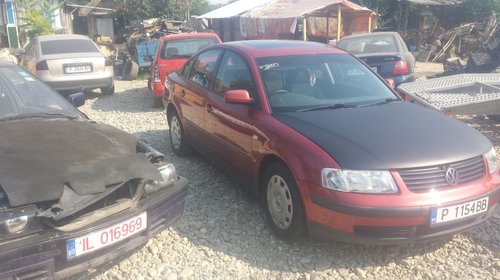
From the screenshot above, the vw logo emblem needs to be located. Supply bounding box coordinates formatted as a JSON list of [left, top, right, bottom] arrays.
[[445, 167, 460, 185]]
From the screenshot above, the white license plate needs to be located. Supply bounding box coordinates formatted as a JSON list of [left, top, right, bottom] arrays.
[[370, 66, 378, 73], [430, 197, 488, 225], [66, 212, 147, 258], [65, 65, 91, 74]]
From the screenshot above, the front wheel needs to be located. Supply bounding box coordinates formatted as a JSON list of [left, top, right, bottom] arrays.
[[262, 162, 306, 241], [168, 111, 191, 156]]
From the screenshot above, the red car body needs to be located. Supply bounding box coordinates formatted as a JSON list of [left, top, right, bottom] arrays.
[[149, 33, 221, 105], [163, 40, 499, 244]]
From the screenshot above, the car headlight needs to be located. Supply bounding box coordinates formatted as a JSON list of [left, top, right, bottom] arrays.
[[145, 163, 178, 194], [5, 215, 29, 233], [485, 147, 497, 174], [322, 168, 398, 193]]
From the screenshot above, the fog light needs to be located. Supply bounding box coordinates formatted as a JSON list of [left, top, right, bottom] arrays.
[[145, 163, 177, 194], [5, 216, 29, 233]]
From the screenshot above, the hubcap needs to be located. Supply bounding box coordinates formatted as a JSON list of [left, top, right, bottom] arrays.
[[266, 175, 293, 230], [170, 115, 182, 149]]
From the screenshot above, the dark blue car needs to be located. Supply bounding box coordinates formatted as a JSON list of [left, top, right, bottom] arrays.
[[338, 32, 415, 86]]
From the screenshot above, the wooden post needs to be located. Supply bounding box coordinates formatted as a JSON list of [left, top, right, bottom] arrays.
[[368, 14, 372, 33], [303, 17, 307, 41], [326, 17, 330, 43], [337, 5, 342, 41]]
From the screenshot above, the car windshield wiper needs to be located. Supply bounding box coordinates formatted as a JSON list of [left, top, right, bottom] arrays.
[[0, 112, 78, 121], [358, 98, 400, 108], [297, 103, 357, 112]]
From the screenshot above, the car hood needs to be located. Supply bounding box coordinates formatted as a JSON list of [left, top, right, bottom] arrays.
[[273, 101, 492, 170], [0, 119, 161, 207]]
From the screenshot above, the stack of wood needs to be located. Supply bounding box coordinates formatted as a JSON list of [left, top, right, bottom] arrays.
[[416, 14, 499, 72]]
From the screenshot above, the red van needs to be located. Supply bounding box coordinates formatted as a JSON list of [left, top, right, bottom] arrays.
[[149, 33, 221, 106]]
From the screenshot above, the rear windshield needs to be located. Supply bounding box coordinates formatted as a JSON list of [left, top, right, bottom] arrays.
[[41, 39, 99, 55], [338, 35, 398, 54], [160, 37, 218, 59]]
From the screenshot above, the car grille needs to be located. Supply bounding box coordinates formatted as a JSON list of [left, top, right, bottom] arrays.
[[398, 156, 485, 192]]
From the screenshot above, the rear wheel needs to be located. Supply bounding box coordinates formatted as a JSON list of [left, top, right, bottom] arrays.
[[168, 111, 191, 156], [122, 60, 139, 80], [153, 96, 163, 108], [262, 162, 306, 241], [101, 85, 115, 95]]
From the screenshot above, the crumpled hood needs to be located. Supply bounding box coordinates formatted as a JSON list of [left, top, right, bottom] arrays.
[[274, 102, 492, 170], [0, 119, 161, 207]]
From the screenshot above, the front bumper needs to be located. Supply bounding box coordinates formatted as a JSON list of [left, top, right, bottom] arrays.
[[0, 177, 188, 279], [306, 182, 500, 245]]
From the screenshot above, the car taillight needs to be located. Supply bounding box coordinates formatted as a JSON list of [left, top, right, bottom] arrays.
[[154, 64, 160, 83], [105, 58, 113, 66], [393, 60, 408, 75], [36, 60, 48, 70]]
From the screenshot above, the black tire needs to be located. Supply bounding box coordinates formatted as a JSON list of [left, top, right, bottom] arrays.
[[122, 60, 139, 81], [262, 162, 306, 241], [168, 111, 191, 156], [153, 96, 163, 108], [101, 85, 115, 95], [487, 115, 500, 123]]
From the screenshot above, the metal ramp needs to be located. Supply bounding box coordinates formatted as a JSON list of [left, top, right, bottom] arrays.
[[397, 74, 500, 115]]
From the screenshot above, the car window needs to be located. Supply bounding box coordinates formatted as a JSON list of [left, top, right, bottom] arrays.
[[214, 51, 256, 97], [160, 37, 218, 59], [181, 58, 195, 78], [40, 39, 99, 55], [188, 49, 221, 88], [338, 35, 398, 54], [0, 66, 80, 119], [256, 54, 397, 112]]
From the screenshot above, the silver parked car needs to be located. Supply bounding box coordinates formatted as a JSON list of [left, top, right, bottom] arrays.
[[19, 34, 115, 94]]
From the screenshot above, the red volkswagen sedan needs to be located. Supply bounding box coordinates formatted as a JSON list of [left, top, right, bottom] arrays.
[[163, 40, 499, 244]]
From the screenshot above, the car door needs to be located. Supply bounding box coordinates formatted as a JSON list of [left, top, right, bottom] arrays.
[[205, 50, 259, 177], [177, 49, 222, 140]]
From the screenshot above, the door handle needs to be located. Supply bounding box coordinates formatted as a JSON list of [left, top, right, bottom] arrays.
[[180, 90, 185, 97]]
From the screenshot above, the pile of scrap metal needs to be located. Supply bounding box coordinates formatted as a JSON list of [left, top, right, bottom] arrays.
[[414, 14, 499, 77], [94, 18, 199, 80]]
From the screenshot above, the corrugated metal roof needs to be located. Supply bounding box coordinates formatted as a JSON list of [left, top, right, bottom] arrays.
[[198, 0, 274, 19], [241, 0, 372, 19], [405, 0, 465, 5]]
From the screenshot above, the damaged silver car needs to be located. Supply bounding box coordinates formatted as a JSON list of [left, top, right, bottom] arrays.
[[0, 61, 188, 279]]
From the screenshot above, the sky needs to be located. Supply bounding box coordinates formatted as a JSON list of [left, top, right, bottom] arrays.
[[208, 0, 229, 4]]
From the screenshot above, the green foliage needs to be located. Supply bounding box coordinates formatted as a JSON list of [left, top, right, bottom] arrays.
[[122, 0, 216, 22], [15, 0, 57, 42]]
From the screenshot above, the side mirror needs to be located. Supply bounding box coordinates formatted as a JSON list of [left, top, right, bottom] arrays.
[[67, 92, 85, 107], [385, 79, 396, 89], [224, 90, 254, 104]]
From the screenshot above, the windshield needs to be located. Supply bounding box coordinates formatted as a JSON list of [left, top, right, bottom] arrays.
[[338, 35, 398, 54], [0, 66, 80, 120], [160, 37, 218, 59], [257, 54, 398, 112]]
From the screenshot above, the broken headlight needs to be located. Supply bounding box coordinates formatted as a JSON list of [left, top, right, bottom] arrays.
[[144, 163, 178, 194], [0, 204, 39, 237]]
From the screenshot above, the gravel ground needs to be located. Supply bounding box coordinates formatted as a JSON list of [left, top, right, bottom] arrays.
[[81, 79, 500, 280]]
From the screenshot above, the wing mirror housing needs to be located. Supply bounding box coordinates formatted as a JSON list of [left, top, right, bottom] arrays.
[[224, 90, 254, 104], [67, 92, 85, 107]]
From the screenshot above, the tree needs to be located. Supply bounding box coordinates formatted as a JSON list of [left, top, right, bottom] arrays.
[[15, 0, 58, 43], [122, 0, 215, 22]]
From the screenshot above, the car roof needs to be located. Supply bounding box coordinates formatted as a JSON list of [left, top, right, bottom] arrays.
[[36, 34, 92, 42], [160, 32, 220, 41], [339, 32, 399, 41], [222, 40, 347, 58]]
